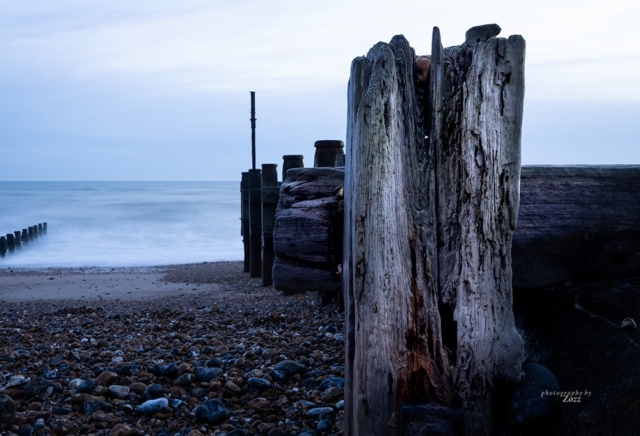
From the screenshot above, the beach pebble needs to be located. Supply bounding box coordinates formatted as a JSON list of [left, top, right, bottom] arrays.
[[43, 369, 57, 379], [128, 382, 148, 395], [174, 372, 196, 387], [138, 398, 170, 414], [111, 423, 133, 436], [269, 369, 287, 382], [49, 417, 74, 435], [3, 375, 29, 389], [143, 383, 165, 399], [67, 378, 83, 390], [83, 398, 112, 415], [0, 394, 16, 431], [205, 357, 222, 367], [76, 380, 94, 394], [247, 397, 270, 411], [195, 367, 222, 382], [319, 376, 344, 390], [274, 360, 306, 376], [261, 349, 277, 359], [247, 377, 272, 389], [23, 377, 56, 399], [94, 371, 119, 386], [108, 385, 130, 399], [317, 419, 333, 432], [152, 363, 179, 378], [308, 407, 334, 416], [193, 399, 230, 425], [225, 380, 242, 394]]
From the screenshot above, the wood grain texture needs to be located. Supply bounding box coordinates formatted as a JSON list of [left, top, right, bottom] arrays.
[[430, 25, 525, 433], [344, 25, 526, 435], [344, 35, 452, 436], [514, 165, 640, 289], [272, 167, 344, 296]]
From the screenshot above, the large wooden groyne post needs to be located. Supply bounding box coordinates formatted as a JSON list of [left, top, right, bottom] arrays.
[[344, 25, 525, 435]]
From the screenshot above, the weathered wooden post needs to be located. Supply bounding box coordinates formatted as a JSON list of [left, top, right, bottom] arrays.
[[261, 164, 279, 286], [344, 25, 525, 436], [43, 222, 47, 234], [14, 231, 21, 247], [248, 168, 263, 278], [282, 155, 304, 180], [6, 234, 15, 252], [0, 236, 6, 256], [272, 167, 345, 297], [28, 226, 34, 240], [22, 229, 29, 245], [314, 140, 344, 167], [38, 223, 43, 235], [32, 225, 38, 239], [241, 172, 250, 273]]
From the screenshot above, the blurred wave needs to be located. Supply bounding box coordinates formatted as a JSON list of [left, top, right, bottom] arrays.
[[0, 181, 243, 268]]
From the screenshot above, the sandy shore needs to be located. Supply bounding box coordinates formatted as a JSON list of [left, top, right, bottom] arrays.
[[0, 261, 345, 436], [0, 262, 237, 302]]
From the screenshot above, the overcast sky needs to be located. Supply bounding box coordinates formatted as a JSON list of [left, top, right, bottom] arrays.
[[1, 0, 639, 181]]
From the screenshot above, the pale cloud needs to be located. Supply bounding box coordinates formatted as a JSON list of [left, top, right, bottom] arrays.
[[2, 0, 638, 100]]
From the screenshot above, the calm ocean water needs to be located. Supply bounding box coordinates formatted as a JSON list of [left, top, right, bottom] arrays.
[[0, 182, 243, 268]]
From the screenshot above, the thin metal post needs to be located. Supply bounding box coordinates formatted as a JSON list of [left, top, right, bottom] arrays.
[[250, 91, 256, 170]]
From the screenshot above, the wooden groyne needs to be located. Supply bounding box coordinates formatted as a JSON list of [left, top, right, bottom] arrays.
[[240, 140, 347, 290], [1, 222, 47, 257], [272, 167, 344, 300]]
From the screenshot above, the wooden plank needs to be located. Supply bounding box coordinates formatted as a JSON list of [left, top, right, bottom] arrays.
[[513, 165, 640, 289]]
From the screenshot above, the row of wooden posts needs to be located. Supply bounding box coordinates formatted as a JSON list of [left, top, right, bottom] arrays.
[[0, 222, 47, 256], [240, 140, 345, 286]]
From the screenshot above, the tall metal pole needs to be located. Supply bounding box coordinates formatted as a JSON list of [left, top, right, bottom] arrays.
[[250, 91, 256, 170]]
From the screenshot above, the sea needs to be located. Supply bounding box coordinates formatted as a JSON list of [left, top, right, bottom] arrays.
[[0, 182, 243, 268]]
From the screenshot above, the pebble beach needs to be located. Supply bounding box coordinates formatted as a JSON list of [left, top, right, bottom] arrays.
[[0, 261, 345, 436]]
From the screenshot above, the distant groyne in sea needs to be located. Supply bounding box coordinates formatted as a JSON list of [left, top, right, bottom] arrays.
[[0, 222, 47, 257]]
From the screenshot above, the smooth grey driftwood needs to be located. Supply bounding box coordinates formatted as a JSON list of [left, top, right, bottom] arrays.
[[344, 25, 525, 436], [272, 167, 344, 297], [513, 165, 640, 289]]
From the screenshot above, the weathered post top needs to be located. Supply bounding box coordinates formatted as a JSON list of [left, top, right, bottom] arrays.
[[282, 155, 304, 181], [314, 140, 344, 168]]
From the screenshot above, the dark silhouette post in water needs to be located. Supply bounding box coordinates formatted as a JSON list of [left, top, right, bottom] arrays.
[[261, 164, 279, 286], [248, 168, 262, 278], [6, 234, 15, 252], [22, 229, 28, 245], [241, 172, 251, 273], [0, 236, 6, 256], [250, 91, 256, 170]]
